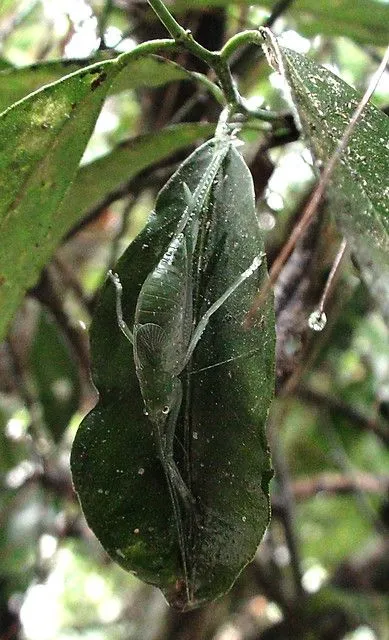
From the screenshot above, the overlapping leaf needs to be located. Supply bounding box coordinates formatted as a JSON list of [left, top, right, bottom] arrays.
[[60, 122, 215, 225], [0, 55, 194, 113], [71, 138, 275, 610], [0, 55, 125, 340], [263, 41, 389, 320]]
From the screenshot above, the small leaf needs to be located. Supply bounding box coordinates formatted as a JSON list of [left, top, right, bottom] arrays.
[[0, 55, 193, 113], [71, 139, 275, 609], [29, 309, 80, 443], [264, 42, 389, 320]]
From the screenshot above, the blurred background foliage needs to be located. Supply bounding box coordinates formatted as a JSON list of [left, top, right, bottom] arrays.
[[0, 0, 388, 638]]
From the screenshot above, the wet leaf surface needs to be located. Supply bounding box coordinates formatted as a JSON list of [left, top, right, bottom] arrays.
[[264, 42, 389, 321], [71, 138, 275, 609]]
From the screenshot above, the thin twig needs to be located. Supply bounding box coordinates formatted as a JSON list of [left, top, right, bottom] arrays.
[[230, 0, 297, 73], [265, 0, 297, 28], [292, 472, 389, 501], [97, 0, 113, 48], [64, 163, 176, 242], [32, 268, 91, 382], [317, 238, 348, 315]]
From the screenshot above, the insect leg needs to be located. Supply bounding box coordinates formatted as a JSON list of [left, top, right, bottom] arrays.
[[184, 254, 264, 366], [161, 384, 196, 511], [155, 424, 191, 604], [108, 271, 134, 345]]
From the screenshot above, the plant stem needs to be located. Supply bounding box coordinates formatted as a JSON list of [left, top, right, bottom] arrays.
[[220, 30, 264, 62], [147, 0, 241, 107], [117, 38, 179, 67], [147, 0, 217, 66], [146, 0, 283, 121]]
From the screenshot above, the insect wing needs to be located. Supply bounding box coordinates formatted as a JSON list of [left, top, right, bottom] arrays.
[[135, 232, 192, 372]]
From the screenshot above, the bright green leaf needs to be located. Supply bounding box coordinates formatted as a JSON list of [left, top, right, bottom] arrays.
[[0, 55, 193, 113], [0, 56, 127, 341], [0, 47, 212, 342], [71, 139, 275, 610]]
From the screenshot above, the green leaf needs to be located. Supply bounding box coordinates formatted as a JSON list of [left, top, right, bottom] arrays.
[[265, 44, 389, 320], [0, 48, 204, 343], [29, 308, 80, 443], [172, 0, 389, 45], [60, 122, 215, 225], [0, 56, 125, 341], [71, 139, 275, 610], [0, 55, 192, 113]]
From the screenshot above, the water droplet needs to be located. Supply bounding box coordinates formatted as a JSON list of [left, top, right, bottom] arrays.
[[308, 309, 327, 331], [138, 467, 145, 476]]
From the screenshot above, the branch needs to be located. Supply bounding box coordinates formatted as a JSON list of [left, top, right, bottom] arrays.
[[291, 472, 389, 501], [298, 384, 389, 446]]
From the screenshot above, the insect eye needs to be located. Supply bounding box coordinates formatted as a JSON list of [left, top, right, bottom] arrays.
[[162, 405, 170, 415]]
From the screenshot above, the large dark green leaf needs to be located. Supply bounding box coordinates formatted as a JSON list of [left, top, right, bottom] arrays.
[[263, 41, 389, 320], [60, 122, 215, 224], [172, 0, 389, 46], [0, 55, 193, 113], [29, 309, 80, 443], [71, 138, 275, 609]]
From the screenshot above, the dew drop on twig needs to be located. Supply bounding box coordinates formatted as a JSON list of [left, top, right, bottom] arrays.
[[308, 309, 327, 332]]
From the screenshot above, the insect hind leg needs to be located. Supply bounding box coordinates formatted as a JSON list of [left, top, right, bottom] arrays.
[[165, 454, 196, 511], [162, 389, 197, 513]]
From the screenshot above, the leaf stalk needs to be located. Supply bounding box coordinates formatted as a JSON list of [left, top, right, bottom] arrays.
[[146, 0, 281, 121]]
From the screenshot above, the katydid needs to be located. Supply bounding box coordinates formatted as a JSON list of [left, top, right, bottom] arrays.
[[109, 137, 263, 599]]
